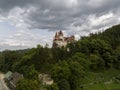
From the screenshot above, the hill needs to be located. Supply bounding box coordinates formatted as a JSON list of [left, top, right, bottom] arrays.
[[0, 24, 120, 90]]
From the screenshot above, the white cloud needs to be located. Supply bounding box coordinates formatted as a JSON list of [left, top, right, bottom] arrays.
[[0, 6, 52, 51], [66, 0, 78, 7], [88, 0, 104, 8], [89, 12, 114, 26]]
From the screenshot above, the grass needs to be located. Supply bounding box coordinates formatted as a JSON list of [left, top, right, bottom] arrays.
[[82, 83, 106, 90], [78, 83, 120, 90], [78, 69, 120, 90], [106, 83, 120, 90]]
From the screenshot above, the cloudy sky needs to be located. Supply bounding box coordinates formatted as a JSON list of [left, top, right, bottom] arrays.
[[0, 0, 120, 51]]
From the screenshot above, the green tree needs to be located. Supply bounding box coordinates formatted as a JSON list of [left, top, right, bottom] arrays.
[[45, 83, 59, 90], [52, 61, 71, 81], [70, 52, 90, 69], [69, 61, 85, 90], [20, 65, 38, 80], [58, 79, 70, 90], [90, 54, 105, 70], [16, 79, 39, 90]]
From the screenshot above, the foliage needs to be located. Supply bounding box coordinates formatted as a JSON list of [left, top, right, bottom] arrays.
[[52, 61, 71, 81], [45, 83, 59, 90], [16, 79, 39, 90], [19, 65, 38, 80]]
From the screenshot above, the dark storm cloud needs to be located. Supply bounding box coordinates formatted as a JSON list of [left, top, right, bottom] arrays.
[[0, 0, 36, 11], [0, 0, 120, 32]]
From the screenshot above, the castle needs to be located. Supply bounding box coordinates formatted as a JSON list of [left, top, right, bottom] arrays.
[[52, 31, 75, 48]]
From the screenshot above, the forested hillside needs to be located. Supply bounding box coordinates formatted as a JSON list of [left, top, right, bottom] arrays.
[[0, 24, 120, 90]]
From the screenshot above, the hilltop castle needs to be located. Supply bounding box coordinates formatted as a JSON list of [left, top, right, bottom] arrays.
[[52, 31, 75, 48]]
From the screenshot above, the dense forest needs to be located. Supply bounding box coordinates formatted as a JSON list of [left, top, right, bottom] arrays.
[[0, 24, 120, 90]]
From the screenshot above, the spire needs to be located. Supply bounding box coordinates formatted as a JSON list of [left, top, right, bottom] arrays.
[[55, 32, 58, 38], [59, 30, 63, 36]]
